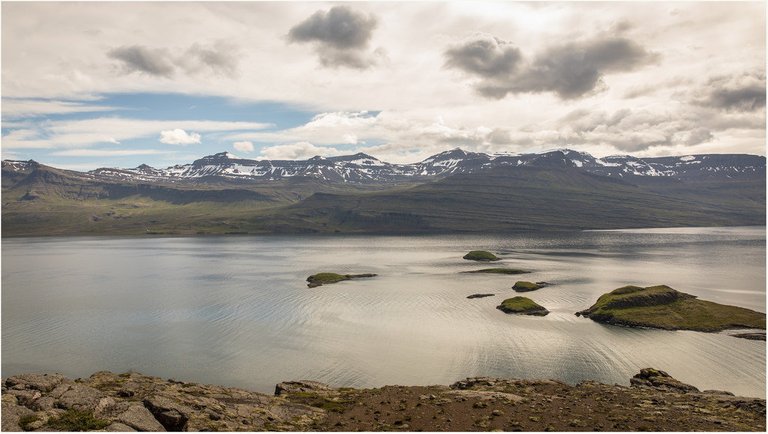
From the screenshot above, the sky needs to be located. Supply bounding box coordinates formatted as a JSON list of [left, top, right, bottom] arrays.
[[2, 1, 766, 170]]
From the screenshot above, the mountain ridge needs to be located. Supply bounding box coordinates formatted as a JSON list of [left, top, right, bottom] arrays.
[[2, 148, 765, 236], [4, 148, 764, 185]]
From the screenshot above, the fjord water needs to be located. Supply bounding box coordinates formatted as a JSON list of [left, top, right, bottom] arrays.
[[2, 227, 765, 398]]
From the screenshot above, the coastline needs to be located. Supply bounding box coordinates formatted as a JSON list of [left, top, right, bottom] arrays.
[[3, 369, 765, 431]]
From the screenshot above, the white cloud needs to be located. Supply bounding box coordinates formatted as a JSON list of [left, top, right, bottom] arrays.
[[232, 140, 254, 153], [159, 128, 201, 145], [259, 142, 341, 160], [2, 98, 119, 118], [3, 118, 272, 149], [51, 149, 174, 157]]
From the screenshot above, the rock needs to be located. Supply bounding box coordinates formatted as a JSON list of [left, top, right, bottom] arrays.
[[461, 268, 530, 275], [496, 297, 549, 316], [576, 285, 765, 332], [56, 383, 106, 410], [6, 388, 42, 407], [105, 422, 137, 431], [31, 396, 56, 411], [467, 293, 495, 299], [274, 380, 333, 396], [512, 281, 543, 292], [1, 400, 34, 431], [463, 251, 500, 261], [94, 396, 118, 418], [117, 404, 166, 432], [306, 273, 377, 288], [143, 395, 192, 431], [5, 373, 66, 393], [630, 368, 699, 393], [732, 332, 766, 341], [703, 390, 735, 396]]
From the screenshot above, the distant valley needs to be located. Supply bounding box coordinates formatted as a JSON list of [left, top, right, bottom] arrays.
[[2, 149, 765, 236]]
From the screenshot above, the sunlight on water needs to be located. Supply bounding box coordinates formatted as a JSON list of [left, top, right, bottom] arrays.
[[2, 227, 765, 397]]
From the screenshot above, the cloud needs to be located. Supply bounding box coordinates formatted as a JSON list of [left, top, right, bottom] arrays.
[[692, 72, 766, 112], [2, 98, 119, 118], [233, 140, 254, 152], [159, 129, 201, 145], [108, 46, 176, 77], [288, 6, 380, 69], [51, 149, 174, 157], [444, 34, 521, 79], [108, 42, 239, 78], [3, 118, 271, 149], [177, 42, 240, 77], [446, 34, 658, 99], [555, 108, 716, 152], [258, 142, 341, 160]]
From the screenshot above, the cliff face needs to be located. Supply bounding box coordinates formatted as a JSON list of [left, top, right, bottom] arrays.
[[2, 369, 765, 432]]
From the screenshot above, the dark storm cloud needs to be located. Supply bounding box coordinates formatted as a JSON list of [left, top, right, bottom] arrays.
[[108, 43, 239, 78], [288, 6, 376, 49], [694, 73, 766, 112], [288, 6, 379, 69], [108, 46, 175, 77], [444, 35, 522, 78], [446, 35, 658, 99]]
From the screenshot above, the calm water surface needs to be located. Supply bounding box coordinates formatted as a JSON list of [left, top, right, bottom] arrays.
[[2, 227, 765, 397]]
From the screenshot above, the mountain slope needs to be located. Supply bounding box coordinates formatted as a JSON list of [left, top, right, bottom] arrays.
[[248, 165, 764, 233], [2, 149, 765, 236]]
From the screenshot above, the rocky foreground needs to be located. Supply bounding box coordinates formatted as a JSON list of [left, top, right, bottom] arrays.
[[2, 369, 764, 432]]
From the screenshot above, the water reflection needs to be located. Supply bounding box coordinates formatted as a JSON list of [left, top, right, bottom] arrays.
[[2, 227, 765, 397]]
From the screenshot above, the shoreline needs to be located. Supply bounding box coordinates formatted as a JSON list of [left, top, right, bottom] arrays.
[[3, 369, 765, 431]]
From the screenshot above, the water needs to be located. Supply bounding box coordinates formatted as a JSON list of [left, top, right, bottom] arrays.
[[2, 227, 765, 397]]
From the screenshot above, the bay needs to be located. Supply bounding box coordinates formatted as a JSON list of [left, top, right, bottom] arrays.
[[2, 227, 765, 397]]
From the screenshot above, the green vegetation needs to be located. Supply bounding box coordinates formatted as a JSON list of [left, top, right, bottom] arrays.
[[463, 251, 500, 261], [461, 268, 529, 275], [577, 285, 766, 332], [19, 415, 39, 431], [496, 296, 549, 316], [306, 272, 377, 288], [512, 281, 542, 292], [2, 160, 765, 236], [46, 409, 110, 431]]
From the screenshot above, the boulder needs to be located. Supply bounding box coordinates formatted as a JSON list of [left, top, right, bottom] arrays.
[[4, 373, 66, 393], [630, 368, 699, 393], [143, 395, 192, 431], [274, 380, 333, 397], [56, 383, 106, 411], [117, 404, 166, 432]]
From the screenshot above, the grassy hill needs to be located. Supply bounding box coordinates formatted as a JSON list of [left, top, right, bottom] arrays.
[[2, 164, 764, 236]]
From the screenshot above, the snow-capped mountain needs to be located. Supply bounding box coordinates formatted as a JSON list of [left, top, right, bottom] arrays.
[[4, 148, 765, 185]]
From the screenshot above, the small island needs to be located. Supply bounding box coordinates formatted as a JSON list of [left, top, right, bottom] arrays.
[[512, 281, 547, 292], [466, 293, 495, 299], [461, 268, 529, 275], [462, 251, 500, 261], [306, 273, 377, 288], [576, 285, 766, 332], [496, 296, 549, 316]]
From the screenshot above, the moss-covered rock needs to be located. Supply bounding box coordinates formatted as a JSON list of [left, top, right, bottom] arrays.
[[512, 281, 543, 292], [576, 285, 766, 332], [467, 293, 495, 299], [306, 273, 377, 288], [462, 251, 500, 261], [461, 268, 529, 275], [496, 297, 549, 316]]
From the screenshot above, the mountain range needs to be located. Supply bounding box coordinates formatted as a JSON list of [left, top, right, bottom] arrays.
[[2, 149, 765, 236]]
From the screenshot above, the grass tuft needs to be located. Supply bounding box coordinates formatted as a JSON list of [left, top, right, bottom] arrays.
[[46, 409, 110, 431]]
